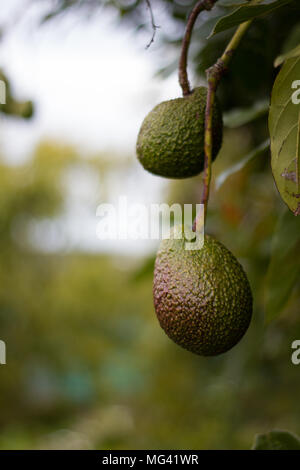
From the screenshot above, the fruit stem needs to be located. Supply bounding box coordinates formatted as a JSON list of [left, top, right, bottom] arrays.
[[179, 0, 218, 97], [193, 0, 264, 231]]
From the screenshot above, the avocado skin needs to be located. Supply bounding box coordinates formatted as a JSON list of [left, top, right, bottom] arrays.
[[153, 227, 252, 356], [136, 87, 223, 179]]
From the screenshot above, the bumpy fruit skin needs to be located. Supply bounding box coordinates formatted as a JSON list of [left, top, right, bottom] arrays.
[[136, 87, 223, 179], [153, 226, 252, 356]]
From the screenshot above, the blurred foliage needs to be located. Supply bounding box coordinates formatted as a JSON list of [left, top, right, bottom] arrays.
[[265, 209, 300, 323], [0, 137, 298, 450], [252, 430, 300, 450], [0, 69, 34, 119]]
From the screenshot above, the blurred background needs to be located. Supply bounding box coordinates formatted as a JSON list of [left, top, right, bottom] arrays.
[[0, 0, 299, 450]]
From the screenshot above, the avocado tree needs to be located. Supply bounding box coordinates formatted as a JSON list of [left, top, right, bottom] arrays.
[[134, 0, 300, 361], [121, 0, 300, 448], [2, 0, 300, 450], [37, 0, 300, 321], [139, 0, 299, 449]]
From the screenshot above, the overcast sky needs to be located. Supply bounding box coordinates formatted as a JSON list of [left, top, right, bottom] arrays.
[[0, 0, 180, 162], [0, 0, 183, 256]]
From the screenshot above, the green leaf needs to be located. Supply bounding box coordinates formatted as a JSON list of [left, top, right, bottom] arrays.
[[274, 23, 300, 67], [274, 44, 300, 67], [269, 56, 300, 215], [281, 23, 300, 55], [215, 139, 270, 190], [209, 0, 295, 37], [218, 0, 251, 6], [252, 430, 300, 450], [265, 208, 300, 323], [223, 99, 269, 128]]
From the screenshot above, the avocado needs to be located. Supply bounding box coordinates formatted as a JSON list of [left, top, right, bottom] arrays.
[[136, 87, 223, 179], [153, 226, 252, 356]]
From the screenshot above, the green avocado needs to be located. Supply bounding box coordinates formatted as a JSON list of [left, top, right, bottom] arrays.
[[136, 87, 223, 179], [153, 226, 252, 356]]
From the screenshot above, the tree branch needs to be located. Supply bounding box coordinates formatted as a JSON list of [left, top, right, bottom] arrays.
[[145, 0, 160, 49], [193, 0, 264, 231], [179, 0, 218, 96]]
